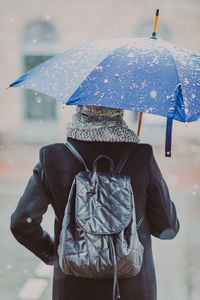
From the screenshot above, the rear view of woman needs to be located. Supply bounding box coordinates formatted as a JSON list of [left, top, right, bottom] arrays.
[[10, 106, 179, 300]]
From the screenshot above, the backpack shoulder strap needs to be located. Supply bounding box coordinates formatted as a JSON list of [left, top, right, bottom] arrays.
[[64, 142, 89, 172], [115, 144, 135, 174]]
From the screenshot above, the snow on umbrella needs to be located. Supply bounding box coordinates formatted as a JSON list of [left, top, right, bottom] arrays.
[[8, 11, 200, 156]]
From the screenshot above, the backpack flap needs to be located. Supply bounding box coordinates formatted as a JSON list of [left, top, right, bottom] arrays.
[[75, 171, 133, 235]]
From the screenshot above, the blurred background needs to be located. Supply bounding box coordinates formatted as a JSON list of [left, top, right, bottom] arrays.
[[0, 0, 200, 299]]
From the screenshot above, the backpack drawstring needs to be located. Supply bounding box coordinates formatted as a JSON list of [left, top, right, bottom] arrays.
[[109, 236, 120, 300]]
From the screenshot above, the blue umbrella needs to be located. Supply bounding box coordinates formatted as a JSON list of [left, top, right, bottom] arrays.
[[8, 16, 200, 156]]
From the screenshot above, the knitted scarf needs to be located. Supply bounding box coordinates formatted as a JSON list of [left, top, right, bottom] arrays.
[[66, 106, 139, 143]]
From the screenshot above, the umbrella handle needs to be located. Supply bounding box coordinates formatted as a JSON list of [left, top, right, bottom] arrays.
[[165, 117, 173, 157], [152, 9, 159, 37], [137, 112, 143, 137], [137, 10, 159, 137]]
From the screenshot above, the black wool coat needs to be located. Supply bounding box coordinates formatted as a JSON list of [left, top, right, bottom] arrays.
[[10, 139, 179, 300]]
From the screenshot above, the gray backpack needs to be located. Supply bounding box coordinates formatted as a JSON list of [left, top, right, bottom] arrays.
[[58, 142, 144, 300]]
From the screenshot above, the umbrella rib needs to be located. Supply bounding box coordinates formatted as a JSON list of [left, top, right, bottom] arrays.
[[68, 43, 132, 105], [164, 46, 189, 121], [165, 47, 181, 86]]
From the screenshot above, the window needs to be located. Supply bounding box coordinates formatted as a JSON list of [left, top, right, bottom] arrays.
[[21, 21, 59, 121]]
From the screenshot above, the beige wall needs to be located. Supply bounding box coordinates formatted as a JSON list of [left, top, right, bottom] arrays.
[[0, 0, 199, 142]]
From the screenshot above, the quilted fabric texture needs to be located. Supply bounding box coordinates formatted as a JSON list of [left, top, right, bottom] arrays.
[[76, 171, 132, 234], [58, 168, 144, 279]]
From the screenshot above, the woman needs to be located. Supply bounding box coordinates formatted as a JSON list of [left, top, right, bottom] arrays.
[[10, 106, 179, 300]]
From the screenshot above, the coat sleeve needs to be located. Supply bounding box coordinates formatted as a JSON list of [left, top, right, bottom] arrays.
[[10, 160, 54, 265], [146, 147, 180, 239]]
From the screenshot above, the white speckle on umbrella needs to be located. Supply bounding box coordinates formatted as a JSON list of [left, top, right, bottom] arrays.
[[150, 90, 157, 99], [94, 91, 99, 96], [127, 53, 134, 58], [114, 74, 119, 77], [152, 56, 159, 64], [95, 66, 103, 71], [104, 79, 108, 83], [184, 78, 189, 85], [185, 108, 189, 114], [100, 92, 105, 98], [141, 80, 146, 89], [121, 95, 124, 99], [26, 218, 32, 223], [145, 107, 154, 113], [51, 63, 58, 69]]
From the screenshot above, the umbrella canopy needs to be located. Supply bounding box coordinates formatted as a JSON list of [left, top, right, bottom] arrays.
[[9, 37, 200, 123], [9, 34, 200, 157]]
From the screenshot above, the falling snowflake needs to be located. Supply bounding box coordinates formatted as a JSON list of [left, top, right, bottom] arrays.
[[104, 79, 108, 83], [36, 97, 41, 103], [6, 264, 13, 270], [44, 15, 51, 20], [26, 218, 32, 223]]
